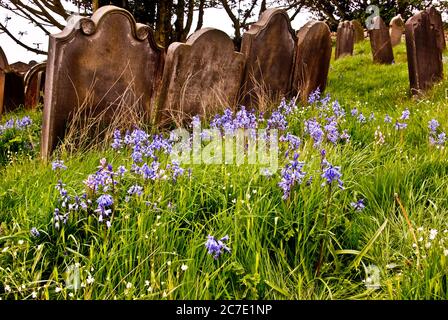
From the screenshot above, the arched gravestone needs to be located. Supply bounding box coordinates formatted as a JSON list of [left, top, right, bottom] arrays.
[[293, 21, 332, 102], [369, 16, 394, 64], [0, 47, 8, 116], [158, 28, 245, 126], [41, 5, 164, 159], [351, 20, 364, 43], [405, 10, 443, 95], [426, 7, 446, 51], [240, 8, 296, 106], [335, 21, 354, 60], [389, 14, 404, 47], [24, 62, 46, 109], [3, 71, 25, 113]]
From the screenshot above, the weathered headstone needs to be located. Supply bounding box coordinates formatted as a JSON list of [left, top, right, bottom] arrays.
[[24, 62, 46, 109], [335, 21, 354, 60], [351, 20, 364, 43], [9, 61, 32, 75], [240, 8, 296, 105], [0, 47, 8, 116], [3, 71, 25, 113], [41, 5, 164, 159], [369, 16, 394, 64], [293, 21, 332, 102], [426, 6, 446, 51], [389, 14, 404, 47], [158, 28, 245, 126], [405, 10, 443, 95]]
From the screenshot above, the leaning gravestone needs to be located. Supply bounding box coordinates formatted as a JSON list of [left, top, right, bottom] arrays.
[[0, 47, 8, 115], [405, 10, 443, 95], [351, 20, 364, 43], [3, 70, 25, 113], [369, 16, 394, 64], [293, 21, 332, 102], [335, 21, 354, 60], [389, 14, 404, 47], [240, 8, 296, 105], [41, 5, 164, 159], [158, 28, 245, 126], [24, 62, 46, 109], [426, 6, 446, 51]]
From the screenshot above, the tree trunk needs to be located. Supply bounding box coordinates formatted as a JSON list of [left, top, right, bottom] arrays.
[[156, 0, 173, 47]]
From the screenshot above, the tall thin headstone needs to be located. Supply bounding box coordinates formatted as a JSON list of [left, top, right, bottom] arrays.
[[24, 62, 46, 109], [405, 10, 443, 95], [351, 20, 364, 43], [335, 21, 354, 60], [369, 16, 394, 64], [389, 14, 404, 47], [426, 6, 446, 51], [0, 47, 8, 116], [240, 8, 297, 105], [293, 21, 332, 102], [41, 6, 164, 159], [158, 28, 245, 126]]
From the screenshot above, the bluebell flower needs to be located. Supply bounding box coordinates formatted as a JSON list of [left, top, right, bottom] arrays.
[[428, 119, 439, 133], [357, 113, 366, 123], [400, 109, 410, 120], [321, 162, 343, 189], [351, 108, 358, 116], [304, 118, 324, 147], [97, 194, 113, 208], [332, 100, 345, 118], [52, 160, 67, 171], [205, 235, 231, 259], [340, 129, 350, 142], [141, 161, 159, 180], [278, 153, 306, 200], [324, 118, 339, 144], [16, 116, 32, 129], [369, 112, 375, 121], [280, 133, 301, 152], [30, 227, 40, 237], [308, 88, 321, 104], [111, 129, 122, 149], [128, 185, 143, 196], [384, 115, 392, 123], [191, 115, 201, 129], [351, 198, 365, 212], [167, 160, 184, 181], [394, 121, 407, 130], [267, 111, 287, 131]]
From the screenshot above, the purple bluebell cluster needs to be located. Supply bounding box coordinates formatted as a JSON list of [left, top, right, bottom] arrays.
[[304, 118, 324, 147], [278, 153, 307, 200], [428, 119, 446, 147], [210, 107, 258, 133], [351, 198, 365, 212], [267, 110, 288, 131], [280, 133, 301, 156], [30, 227, 40, 237], [321, 161, 344, 189], [205, 235, 231, 259], [324, 117, 339, 144], [308, 88, 321, 104], [0, 116, 33, 135], [51, 160, 67, 171], [384, 115, 392, 123]]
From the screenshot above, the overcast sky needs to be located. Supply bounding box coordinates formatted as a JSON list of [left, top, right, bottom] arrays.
[[0, 2, 312, 64]]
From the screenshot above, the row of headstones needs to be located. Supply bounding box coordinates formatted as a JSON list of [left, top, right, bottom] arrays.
[[0, 52, 46, 115], [37, 6, 333, 158], [335, 7, 446, 95]]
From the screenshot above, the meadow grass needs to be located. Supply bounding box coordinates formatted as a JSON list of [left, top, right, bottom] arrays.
[[1, 41, 448, 300]]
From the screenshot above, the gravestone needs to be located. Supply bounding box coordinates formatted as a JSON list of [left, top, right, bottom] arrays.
[[369, 16, 394, 64], [9, 61, 32, 75], [41, 5, 164, 159], [24, 62, 46, 109], [293, 21, 332, 102], [0, 47, 8, 115], [426, 6, 446, 51], [405, 10, 443, 95], [240, 8, 296, 105], [3, 71, 25, 113], [335, 21, 354, 60], [389, 14, 404, 47], [351, 20, 364, 43], [158, 28, 245, 126]]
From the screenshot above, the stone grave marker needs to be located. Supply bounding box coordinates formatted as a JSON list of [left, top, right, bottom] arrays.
[[405, 10, 443, 95], [240, 8, 297, 105], [369, 16, 394, 64], [0, 47, 8, 116], [293, 21, 332, 102], [41, 5, 164, 159], [351, 20, 364, 43], [24, 62, 46, 109], [389, 14, 404, 47], [158, 28, 245, 126], [335, 21, 354, 60]]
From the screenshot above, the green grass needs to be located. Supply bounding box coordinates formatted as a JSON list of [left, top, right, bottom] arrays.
[[1, 41, 448, 300]]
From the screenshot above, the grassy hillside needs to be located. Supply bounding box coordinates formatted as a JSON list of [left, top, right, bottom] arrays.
[[1, 41, 448, 300]]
